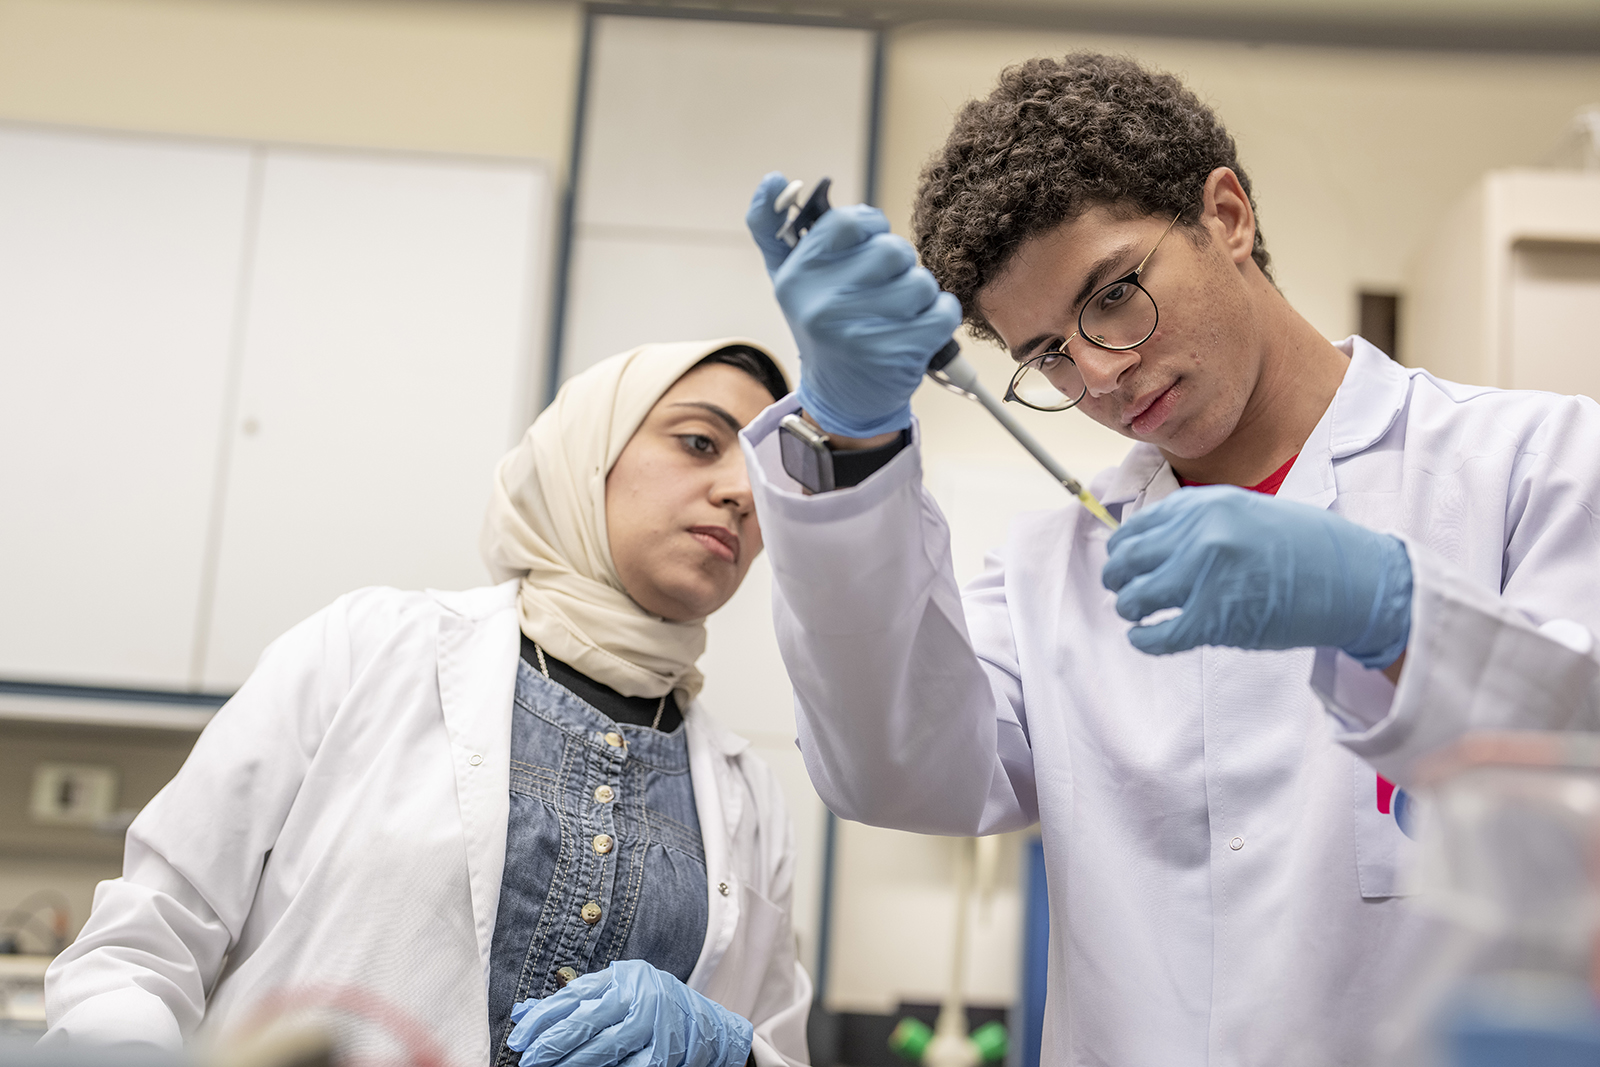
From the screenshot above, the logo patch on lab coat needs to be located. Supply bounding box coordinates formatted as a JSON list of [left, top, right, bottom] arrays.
[[1353, 761, 1418, 898]]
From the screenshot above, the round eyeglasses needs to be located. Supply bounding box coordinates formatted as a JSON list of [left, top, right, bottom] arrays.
[[1004, 212, 1182, 412]]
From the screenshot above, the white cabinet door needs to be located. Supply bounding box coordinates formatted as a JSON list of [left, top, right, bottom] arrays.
[[0, 126, 253, 688], [198, 148, 549, 688], [1406, 171, 1600, 389], [1509, 240, 1600, 398]]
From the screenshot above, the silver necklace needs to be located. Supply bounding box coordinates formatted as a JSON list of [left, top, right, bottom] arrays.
[[533, 641, 668, 731]]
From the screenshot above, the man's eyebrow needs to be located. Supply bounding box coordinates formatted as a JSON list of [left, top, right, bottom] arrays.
[[1009, 243, 1140, 362], [668, 401, 742, 434]]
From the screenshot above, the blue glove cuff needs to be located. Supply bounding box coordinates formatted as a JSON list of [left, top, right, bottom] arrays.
[[796, 380, 912, 439], [1343, 535, 1413, 670], [727, 1015, 755, 1066]]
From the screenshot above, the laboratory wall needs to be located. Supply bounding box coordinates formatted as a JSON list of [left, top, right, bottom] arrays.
[[0, 0, 582, 161], [3, 0, 1600, 1036]]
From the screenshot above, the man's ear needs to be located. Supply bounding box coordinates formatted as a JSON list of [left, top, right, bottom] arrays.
[[1201, 167, 1256, 268]]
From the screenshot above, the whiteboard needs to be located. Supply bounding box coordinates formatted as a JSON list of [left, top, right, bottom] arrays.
[[560, 14, 878, 381], [199, 148, 551, 688], [0, 125, 253, 688]]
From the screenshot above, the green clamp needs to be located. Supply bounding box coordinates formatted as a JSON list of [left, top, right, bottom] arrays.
[[888, 1017, 933, 1062]]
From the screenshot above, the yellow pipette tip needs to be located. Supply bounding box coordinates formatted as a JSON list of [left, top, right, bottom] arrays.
[[1078, 490, 1119, 530]]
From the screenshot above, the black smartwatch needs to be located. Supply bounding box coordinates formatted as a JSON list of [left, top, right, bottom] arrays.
[[778, 413, 909, 493]]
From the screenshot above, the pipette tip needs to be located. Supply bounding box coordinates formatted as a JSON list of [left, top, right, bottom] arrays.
[[1079, 491, 1120, 530]]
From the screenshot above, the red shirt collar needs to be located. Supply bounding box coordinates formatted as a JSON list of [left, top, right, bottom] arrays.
[[1176, 454, 1298, 496]]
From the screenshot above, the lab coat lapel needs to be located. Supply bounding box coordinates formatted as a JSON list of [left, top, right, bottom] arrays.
[[683, 704, 747, 995], [1281, 402, 1339, 510], [1099, 443, 1177, 520], [433, 586, 519, 990], [1280, 336, 1411, 511]]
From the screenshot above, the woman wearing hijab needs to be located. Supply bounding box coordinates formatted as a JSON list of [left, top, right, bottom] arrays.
[[42, 340, 809, 1067]]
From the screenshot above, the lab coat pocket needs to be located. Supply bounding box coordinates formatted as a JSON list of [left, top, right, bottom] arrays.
[[703, 882, 786, 1017], [1352, 758, 1418, 898]]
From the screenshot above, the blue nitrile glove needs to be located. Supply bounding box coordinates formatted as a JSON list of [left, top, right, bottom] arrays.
[[1100, 485, 1412, 668], [746, 171, 795, 277], [745, 171, 963, 438], [505, 959, 753, 1067]]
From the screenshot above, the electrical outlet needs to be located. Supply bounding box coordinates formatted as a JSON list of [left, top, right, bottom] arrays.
[[29, 763, 119, 827]]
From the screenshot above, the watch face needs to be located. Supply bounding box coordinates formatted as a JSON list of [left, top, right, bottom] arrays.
[[779, 419, 833, 492]]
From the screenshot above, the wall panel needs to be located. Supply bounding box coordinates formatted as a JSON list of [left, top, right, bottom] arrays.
[[559, 12, 877, 380], [0, 124, 252, 687], [200, 147, 550, 687]]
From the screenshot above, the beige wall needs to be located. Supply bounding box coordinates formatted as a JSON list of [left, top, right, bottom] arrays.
[[0, 0, 582, 160]]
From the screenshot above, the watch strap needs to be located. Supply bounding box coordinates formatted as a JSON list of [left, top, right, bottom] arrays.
[[830, 428, 911, 488]]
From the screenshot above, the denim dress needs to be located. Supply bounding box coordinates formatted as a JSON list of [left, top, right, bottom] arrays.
[[486, 656, 709, 1064]]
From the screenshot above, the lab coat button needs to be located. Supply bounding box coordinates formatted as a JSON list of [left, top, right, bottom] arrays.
[[594, 785, 614, 803], [717, 882, 730, 896], [556, 966, 578, 988], [581, 901, 602, 924], [603, 731, 624, 748], [593, 834, 613, 854], [468, 754, 483, 766], [1229, 836, 1244, 851]]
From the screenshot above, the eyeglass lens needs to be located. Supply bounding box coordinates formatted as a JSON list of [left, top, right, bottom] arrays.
[[1009, 355, 1082, 410], [1009, 279, 1158, 410]]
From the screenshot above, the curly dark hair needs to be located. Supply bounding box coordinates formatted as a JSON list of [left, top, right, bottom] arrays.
[[911, 52, 1271, 345]]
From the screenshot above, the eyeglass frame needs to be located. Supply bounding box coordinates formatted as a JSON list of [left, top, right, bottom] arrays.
[[1003, 211, 1184, 412]]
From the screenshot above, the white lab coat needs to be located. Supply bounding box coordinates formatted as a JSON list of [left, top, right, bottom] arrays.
[[43, 582, 810, 1067], [742, 338, 1600, 1067]]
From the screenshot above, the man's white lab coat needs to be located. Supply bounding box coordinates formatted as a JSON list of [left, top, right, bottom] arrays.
[[742, 338, 1600, 1067], [43, 582, 810, 1067]]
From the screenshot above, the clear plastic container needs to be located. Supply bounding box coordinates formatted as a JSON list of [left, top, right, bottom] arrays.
[[1384, 732, 1600, 1066]]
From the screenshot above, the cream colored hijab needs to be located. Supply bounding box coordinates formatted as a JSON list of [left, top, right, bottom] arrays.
[[481, 338, 781, 704]]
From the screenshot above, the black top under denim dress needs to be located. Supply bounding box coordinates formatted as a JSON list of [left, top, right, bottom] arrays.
[[486, 645, 709, 1065]]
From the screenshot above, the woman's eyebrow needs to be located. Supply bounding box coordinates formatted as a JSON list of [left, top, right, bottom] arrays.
[[668, 401, 742, 433]]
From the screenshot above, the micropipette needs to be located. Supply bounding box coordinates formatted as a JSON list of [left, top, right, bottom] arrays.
[[773, 177, 1119, 530]]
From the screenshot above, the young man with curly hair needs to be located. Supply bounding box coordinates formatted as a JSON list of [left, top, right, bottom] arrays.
[[741, 53, 1600, 1064]]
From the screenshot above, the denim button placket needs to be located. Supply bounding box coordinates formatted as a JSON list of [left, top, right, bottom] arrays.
[[570, 724, 624, 964], [487, 661, 705, 1067]]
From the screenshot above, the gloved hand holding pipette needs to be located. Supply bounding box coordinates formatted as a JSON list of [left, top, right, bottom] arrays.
[[745, 171, 962, 439], [746, 172, 1119, 528]]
